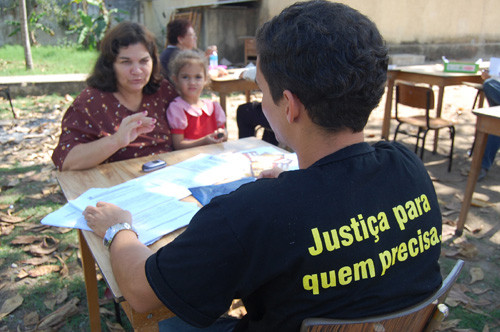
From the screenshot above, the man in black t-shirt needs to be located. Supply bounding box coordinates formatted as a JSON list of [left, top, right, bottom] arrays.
[[83, 1, 442, 331]]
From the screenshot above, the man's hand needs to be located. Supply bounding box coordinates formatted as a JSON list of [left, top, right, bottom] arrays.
[[481, 69, 491, 80], [258, 167, 284, 179], [83, 202, 132, 238]]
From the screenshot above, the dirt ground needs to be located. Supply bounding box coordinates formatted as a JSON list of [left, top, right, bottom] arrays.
[[0, 84, 499, 331]]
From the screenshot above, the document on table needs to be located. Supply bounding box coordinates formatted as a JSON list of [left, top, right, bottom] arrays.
[[489, 57, 500, 77], [42, 183, 200, 246], [42, 147, 298, 245]]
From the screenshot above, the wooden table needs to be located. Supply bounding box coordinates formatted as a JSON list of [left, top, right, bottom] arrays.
[[210, 71, 259, 111], [55, 137, 276, 331], [456, 106, 500, 236], [382, 65, 483, 151]]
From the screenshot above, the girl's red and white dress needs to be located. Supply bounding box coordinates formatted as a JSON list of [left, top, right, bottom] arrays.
[[166, 96, 226, 139]]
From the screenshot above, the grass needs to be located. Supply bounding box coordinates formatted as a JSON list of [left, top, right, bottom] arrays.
[[0, 45, 98, 76]]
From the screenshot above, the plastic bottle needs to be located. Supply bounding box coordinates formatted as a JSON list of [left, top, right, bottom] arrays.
[[209, 51, 218, 69]]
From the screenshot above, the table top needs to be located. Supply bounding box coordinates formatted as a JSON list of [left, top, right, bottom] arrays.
[[211, 68, 247, 82], [389, 64, 483, 78], [56, 137, 281, 300], [473, 105, 500, 119]]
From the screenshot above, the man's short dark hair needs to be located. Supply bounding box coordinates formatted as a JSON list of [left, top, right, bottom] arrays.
[[166, 19, 193, 46], [87, 21, 162, 94], [256, 0, 388, 132]]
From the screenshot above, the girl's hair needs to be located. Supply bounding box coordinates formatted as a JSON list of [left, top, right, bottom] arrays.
[[168, 49, 209, 85], [86, 21, 162, 94]]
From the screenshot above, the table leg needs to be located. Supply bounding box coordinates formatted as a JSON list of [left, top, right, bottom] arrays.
[[382, 78, 395, 140], [456, 131, 488, 236], [219, 92, 228, 113], [433, 86, 445, 153], [478, 92, 485, 108], [78, 230, 101, 331]]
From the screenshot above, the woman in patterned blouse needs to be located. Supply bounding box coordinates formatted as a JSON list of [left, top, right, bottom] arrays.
[[52, 21, 177, 171]]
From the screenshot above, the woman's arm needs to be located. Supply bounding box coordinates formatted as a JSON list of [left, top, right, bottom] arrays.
[[62, 112, 157, 171]]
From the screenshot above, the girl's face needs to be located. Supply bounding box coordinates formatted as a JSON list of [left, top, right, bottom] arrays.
[[114, 43, 153, 94], [175, 62, 207, 102]]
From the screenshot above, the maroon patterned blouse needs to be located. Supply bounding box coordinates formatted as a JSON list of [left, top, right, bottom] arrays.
[[52, 80, 177, 170]]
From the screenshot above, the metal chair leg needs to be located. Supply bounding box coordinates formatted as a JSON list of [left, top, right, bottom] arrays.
[[420, 129, 430, 160], [448, 126, 455, 172]]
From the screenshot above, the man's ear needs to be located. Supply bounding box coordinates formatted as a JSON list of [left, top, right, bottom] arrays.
[[283, 90, 303, 124]]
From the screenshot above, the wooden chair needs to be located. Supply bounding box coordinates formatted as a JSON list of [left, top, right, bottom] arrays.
[[244, 37, 257, 65], [300, 259, 464, 332], [393, 82, 456, 172]]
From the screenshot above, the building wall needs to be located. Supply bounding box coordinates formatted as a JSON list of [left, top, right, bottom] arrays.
[[258, 0, 500, 61], [142, 1, 259, 65]]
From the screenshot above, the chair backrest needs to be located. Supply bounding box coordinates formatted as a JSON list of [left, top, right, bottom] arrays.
[[300, 259, 464, 332], [396, 82, 435, 110]]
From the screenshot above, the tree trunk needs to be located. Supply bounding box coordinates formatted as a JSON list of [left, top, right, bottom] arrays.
[[20, 0, 33, 70]]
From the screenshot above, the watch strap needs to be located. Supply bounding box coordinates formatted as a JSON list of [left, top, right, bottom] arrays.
[[103, 222, 138, 249]]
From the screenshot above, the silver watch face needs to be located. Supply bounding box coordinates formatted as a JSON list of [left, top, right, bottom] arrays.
[[103, 223, 133, 248]]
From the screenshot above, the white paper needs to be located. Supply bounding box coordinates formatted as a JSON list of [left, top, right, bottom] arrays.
[[489, 57, 500, 77], [42, 147, 298, 245]]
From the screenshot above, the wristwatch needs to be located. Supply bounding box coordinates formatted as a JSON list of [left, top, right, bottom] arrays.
[[103, 223, 138, 249]]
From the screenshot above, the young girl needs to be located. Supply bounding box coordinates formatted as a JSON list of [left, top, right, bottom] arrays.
[[167, 49, 227, 150]]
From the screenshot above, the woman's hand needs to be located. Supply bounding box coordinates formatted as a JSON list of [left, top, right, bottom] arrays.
[[83, 202, 132, 238], [114, 111, 157, 148]]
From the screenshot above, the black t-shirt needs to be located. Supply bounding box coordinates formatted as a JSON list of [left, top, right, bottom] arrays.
[[146, 141, 443, 331]]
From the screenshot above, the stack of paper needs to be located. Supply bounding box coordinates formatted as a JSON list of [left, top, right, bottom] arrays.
[[42, 147, 298, 245]]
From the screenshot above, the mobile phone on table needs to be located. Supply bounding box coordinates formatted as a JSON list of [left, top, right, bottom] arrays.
[[142, 159, 167, 172]]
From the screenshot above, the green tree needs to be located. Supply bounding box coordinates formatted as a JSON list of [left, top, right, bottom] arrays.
[[68, 0, 126, 50], [20, 0, 33, 70], [6, 0, 56, 46]]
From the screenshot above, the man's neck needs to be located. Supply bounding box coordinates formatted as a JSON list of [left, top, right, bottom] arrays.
[[294, 129, 365, 169]]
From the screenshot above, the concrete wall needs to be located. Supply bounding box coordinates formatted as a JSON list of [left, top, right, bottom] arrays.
[[258, 0, 500, 61]]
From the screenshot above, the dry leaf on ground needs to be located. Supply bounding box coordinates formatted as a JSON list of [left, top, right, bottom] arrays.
[[10, 235, 41, 245], [37, 297, 80, 330], [469, 266, 484, 284], [0, 212, 25, 224], [106, 321, 125, 332], [28, 265, 61, 277], [20, 256, 55, 266], [55, 255, 68, 277], [28, 236, 59, 256], [457, 242, 479, 259], [436, 318, 460, 330], [23, 311, 39, 327], [0, 294, 23, 319], [0, 224, 14, 235], [445, 286, 475, 307]]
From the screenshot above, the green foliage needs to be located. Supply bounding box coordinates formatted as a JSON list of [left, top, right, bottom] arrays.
[[6, 11, 55, 45], [68, 0, 127, 50]]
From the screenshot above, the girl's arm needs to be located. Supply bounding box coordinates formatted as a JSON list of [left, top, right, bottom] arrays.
[[62, 112, 157, 171], [172, 131, 224, 150]]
